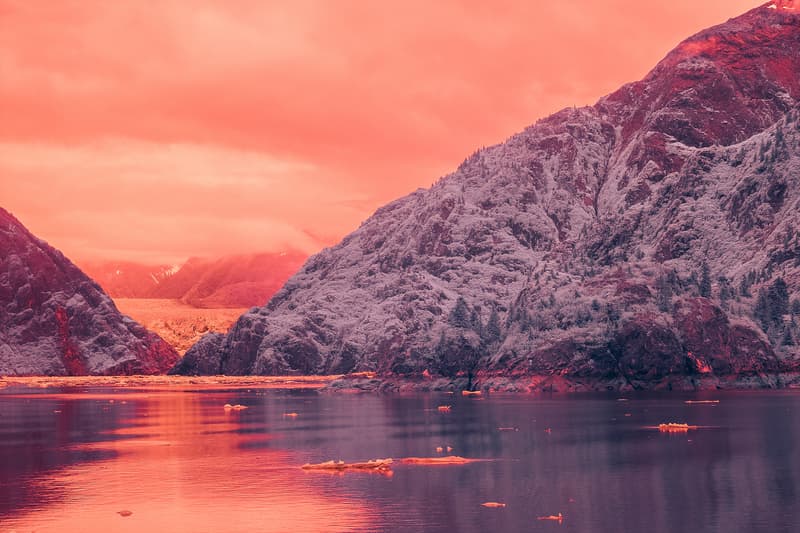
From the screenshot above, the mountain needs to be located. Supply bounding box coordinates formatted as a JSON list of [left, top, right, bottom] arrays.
[[174, 3, 800, 390], [79, 261, 181, 299], [156, 253, 308, 308], [81, 252, 307, 309], [0, 208, 179, 375], [79, 252, 306, 355]]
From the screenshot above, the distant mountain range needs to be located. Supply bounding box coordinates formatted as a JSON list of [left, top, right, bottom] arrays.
[[81, 252, 307, 309], [0, 208, 178, 375], [174, 3, 800, 391]]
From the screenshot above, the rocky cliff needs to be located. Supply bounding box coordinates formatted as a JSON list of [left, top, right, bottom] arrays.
[[0, 208, 179, 375], [174, 2, 800, 390]]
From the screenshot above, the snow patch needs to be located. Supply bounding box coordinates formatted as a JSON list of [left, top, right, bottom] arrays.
[[769, 1, 800, 10]]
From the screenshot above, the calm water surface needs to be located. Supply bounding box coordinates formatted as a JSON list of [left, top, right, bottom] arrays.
[[1, 385, 799, 532]]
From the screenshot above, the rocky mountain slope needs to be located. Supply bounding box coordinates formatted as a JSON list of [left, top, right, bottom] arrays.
[[82, 252, 306, 308], [174, 3, 800, 390], [0, 208, 179, 375]]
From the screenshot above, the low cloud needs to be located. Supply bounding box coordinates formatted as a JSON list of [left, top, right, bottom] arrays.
[[0, 140, 367, 262]]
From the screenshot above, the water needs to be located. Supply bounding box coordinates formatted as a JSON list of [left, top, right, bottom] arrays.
[[1, 385, 799, 533]]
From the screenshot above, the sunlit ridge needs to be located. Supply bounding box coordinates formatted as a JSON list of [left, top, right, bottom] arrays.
[[768, 0, 799, 10]]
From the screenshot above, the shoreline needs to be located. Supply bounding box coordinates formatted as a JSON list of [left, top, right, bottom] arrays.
[[0, 374, 342, 391], [4, 371, 800, 394], [324, 372, 800, 394]]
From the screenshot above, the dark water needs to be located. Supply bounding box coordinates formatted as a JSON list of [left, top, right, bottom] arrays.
[[1, 386, 799, 532]]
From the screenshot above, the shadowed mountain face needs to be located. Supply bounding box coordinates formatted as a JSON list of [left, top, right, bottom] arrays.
[[0, 209, 178, 375], [174, 4, 800, 389], [81, 252, 307, 309]]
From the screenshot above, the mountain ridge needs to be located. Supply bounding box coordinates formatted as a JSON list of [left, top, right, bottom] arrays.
[[0, 208, 179, 375], [173, 4, 800, 391], [81, 251, 307, 309]]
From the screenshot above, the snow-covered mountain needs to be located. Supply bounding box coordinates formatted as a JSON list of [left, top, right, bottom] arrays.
[[79, 261, 182, 299], [81, 252, 306, 309], [174, 3, 800, 390], [0, 208, 179, 375]]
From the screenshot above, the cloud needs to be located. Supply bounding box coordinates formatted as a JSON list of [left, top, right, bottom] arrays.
[[0, 0, 759, 262], [0, 139, 367, 262]]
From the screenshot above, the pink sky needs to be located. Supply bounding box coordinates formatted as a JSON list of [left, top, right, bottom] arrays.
[[0, 0, 759, 264]]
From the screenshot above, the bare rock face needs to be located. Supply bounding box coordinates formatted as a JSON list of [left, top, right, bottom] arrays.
[[0, 208, 179, 375], [169, 333, 225, 375], [176, 4, 800, 389]]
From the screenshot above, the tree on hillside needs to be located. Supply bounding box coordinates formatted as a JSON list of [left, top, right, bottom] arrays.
[[438, 296, 503, 391], [755, 288, 771, 331], [718, 276, 734, 309], [433, 332, 482, 391], [485, 308, 502, 345], [699, 262, 712, 298], [470, 308, 484, 336], [754, 278, 791, 333], [782, 327, 795, 347], [768, 278, 789, 324], [449, 296, 470, 328], [739, 277, 752, 297], [656, 274, 673, 312]]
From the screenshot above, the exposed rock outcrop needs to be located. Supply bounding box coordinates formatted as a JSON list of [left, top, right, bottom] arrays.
[[0, 208, 179, 375]]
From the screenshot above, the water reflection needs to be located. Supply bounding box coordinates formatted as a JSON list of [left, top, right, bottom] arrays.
[[1, 389, 372, 533], [1, 388, 800, 532]]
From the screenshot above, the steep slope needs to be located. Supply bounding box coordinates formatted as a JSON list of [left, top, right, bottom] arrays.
[[175, 3, 800, 390], [0, 208, 179, 375], [80, 261, 180, 299], [173, 252, 307, 308], [82, 252, 307, 308]]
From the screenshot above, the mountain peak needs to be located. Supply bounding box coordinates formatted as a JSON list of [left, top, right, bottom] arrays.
[[597, 2, 800, 149], [1, 208, 179, 375], [659, 1, 800, 70], [768, 0, 800, 11], [173, 6, 800, 390]]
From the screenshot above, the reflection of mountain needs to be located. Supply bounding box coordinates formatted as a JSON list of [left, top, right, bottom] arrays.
[[0, 393, 120, 519], [3, 388, 799, 532], [81, 252, 307, 309], [0, 389, 372, 533], [0, 207, 178, 375], [176, 5, 800, 389]]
